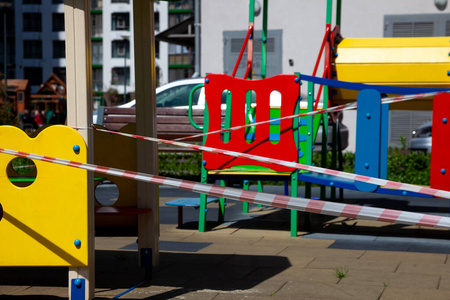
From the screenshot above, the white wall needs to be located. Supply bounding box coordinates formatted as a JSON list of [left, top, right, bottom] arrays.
[[201, 0, 450, 152]]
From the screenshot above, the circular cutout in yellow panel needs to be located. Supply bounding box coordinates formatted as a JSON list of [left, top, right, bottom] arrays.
[[7, 157, 37, 188]]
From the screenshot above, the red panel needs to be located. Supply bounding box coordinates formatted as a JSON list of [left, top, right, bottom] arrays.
[[430, 93, 450, 191], [202, 74, 300, 172]]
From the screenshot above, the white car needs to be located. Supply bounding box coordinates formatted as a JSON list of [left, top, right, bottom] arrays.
[[93, 78, 205, 123]]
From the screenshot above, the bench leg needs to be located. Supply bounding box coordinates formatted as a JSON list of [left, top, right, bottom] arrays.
[[242, 180, 250, 213], [218, 180, 226, 223], [198, 193, 207, 232], [177, 206, 183, 228]]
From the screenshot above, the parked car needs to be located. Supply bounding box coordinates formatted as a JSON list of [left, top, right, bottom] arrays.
[[410, 121, 432, 152], [93, 78, 205, 123], [94, 77, 348, 151]]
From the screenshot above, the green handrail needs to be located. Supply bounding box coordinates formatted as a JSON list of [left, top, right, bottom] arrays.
[[188, 83, 204, 130]]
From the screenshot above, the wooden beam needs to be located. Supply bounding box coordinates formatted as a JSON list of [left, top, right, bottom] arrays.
[[64, 0, 95, 299], [133, 0, 160, 267]]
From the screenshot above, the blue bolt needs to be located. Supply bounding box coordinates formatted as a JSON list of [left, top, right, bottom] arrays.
[[443, 118, 448, 124], [74, 239, 81, 248], [448, 71, 450, 76], [441, 168, 446, 175], [244, 180, 249, 185], [205, 208, 208, 213], [295, 77, 300, 83], [299, 96, 303, 100], [74, 278, 82, 288], [202, 160, 206, 166], [249, 35, 253, 40], [205, 78, 209, 84], [262, 38, 267, 43], [402, 191, 407, 196], [364, 163, 369, 169], [73, 145, 80, 153], [330, 182, 334, 187], [312, 145, 315, 149], [261, 74, 265, 78], [366, 113, 371, 119], [334, 53, 338, 57]]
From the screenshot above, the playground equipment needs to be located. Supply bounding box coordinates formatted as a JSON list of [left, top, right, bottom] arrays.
[[0, 126, 88, 267], [166, 0, 450, 236]]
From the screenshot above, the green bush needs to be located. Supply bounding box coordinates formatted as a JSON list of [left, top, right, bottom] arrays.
[[159, 149, 431, 186]]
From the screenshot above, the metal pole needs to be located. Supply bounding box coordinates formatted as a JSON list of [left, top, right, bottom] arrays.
[[123, 44, 126, 103], [194, 0, 200, 77], [3, 6, 7, 99]]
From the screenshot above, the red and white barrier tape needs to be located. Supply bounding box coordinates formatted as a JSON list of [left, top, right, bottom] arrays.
[[0, 147, 449, 229], [93, 127, 450, 199], [174, 90, 449, 142]]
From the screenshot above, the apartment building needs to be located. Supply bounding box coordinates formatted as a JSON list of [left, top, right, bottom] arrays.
[[9, 0, 174, 103]]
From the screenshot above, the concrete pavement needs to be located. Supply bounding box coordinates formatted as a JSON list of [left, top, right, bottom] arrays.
[[2, 186, 450, 299]]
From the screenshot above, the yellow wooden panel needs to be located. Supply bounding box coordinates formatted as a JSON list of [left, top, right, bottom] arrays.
[[336, 48, 450, 64], [0, 125, 88, 266], [335, 64, 450, 83], [338, 37, 450, 48]]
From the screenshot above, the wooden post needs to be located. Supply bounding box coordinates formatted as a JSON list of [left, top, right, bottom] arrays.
[[64, 0, 95, 298], [133, 0, 160, 267]]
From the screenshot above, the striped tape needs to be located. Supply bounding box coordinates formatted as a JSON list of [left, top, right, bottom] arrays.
[[94, 127, 450, 199], [0, 147, 449, 229], [175, 90, 449, 142]]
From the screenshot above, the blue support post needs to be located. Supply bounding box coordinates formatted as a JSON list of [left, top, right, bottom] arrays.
[[355, 89, 382, 192]]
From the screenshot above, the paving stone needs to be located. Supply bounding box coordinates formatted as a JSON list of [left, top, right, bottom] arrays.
[[380, 287, 450, 300], [438, 275, 450, 290], [246, 267, 340, 284], [396, 261, 450, 276], [273, 281, 384, 299], [278, 246, 364, 259], [338, 269, 440, 289], [360, 250, 447, 264], [0, 285, 32, 295], [306, 256, 400, 272]]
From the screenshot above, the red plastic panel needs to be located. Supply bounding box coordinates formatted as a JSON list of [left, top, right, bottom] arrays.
[[203, 74, 300, 172], [430, 93, 450, 191]]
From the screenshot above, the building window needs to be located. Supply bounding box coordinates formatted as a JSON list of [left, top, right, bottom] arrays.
[[24, 67, 42, 86], [23, 13, 42, 32], [91, 0, 102, 9], [52, 13, 65, 32], [93, 68, 103, 91], [23, 0, 41, 4], [111, 40, 129, 58], [112, 67, 130, 86], [53, 67, 66, 83], [24, 40, 42, 59], [169, 13, 191, 27], [92, 41, 103, 65], [91, 14, 103, 37], [111, 0, 130, 3], [53, 40, 65, 58], [155, 41, 160, 59], [111, 13, 130, 31], [155, 12, 160, 31]]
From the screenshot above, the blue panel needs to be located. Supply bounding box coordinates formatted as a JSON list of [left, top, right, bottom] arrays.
[[269, 118, 280, 125], [355, 89, 381, 192], [299, 119, 308, 126], [269, 133, 280, 141], [71, 278, 85, 300], [380, 103, 389, 179], [245, 133, 255, 141], [298, 134, 307, 142], [165, 197, 220, 207], [300, 74, 450, 94]]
